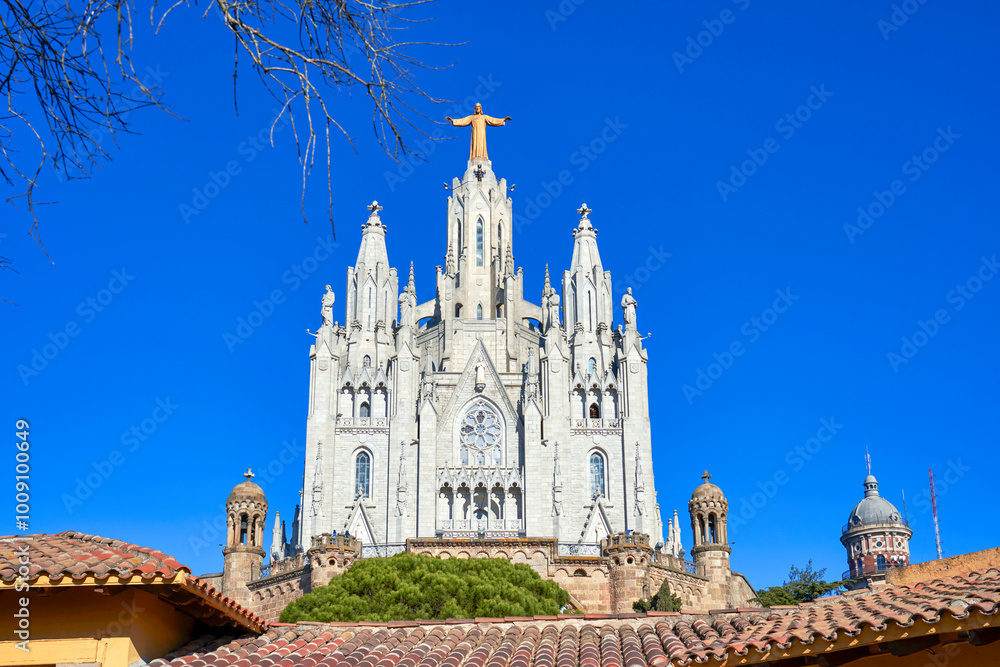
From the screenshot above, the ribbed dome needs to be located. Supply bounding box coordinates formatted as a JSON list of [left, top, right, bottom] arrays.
[[846, 474, 903, 529]]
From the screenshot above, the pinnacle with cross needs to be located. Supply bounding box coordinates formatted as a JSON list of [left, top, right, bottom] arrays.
[[577, 203, 592, 219], [701, 470, 712, 483], [367, 201, 383, 215], [473, 164, 486, 182], [244, 468, 255, 481]]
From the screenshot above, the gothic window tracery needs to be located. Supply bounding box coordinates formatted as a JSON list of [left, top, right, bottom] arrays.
[[460, 401, 502, 466], [588, 357, 597, 376], [355, 451, 371, 498], [590, 452, 605, 498]]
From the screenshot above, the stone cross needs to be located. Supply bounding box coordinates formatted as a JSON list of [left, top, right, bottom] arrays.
[[577, 202, 592, 219], [244, 468, 254, 481], [701, 470, 711, 483], [367, 201, 383, 215]]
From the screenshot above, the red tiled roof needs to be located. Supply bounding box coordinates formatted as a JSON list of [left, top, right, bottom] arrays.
[[148, 569, 999, 667], [0, 531, 267, 632], [0, 531, 186, 583]]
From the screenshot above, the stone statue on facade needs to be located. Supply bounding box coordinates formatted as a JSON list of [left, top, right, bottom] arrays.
[[321, 285, 335, 328], [446, 103, 511, 160], [395, 445, 408, 517], [621, 287, 637, 329], [474, 360, 487, 390]]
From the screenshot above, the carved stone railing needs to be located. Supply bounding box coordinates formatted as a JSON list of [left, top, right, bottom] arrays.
[[361, 543, 406, 559], [571, 418, 621, 430], [337, 417, 389, 428], [557, 543, 602, 558], [438, 518, 523, 538], [436, 465, 524, 489]]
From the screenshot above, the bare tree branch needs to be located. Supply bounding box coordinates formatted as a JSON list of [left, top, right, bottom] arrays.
[[2, 0, 451, 262]]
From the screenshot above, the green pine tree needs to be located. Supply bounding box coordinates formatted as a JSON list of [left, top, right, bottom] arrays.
[[279, 553, 571, 623], [632, 579, 682, 613]]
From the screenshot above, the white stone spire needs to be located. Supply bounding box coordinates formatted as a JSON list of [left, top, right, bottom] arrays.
[[345, 201, 398, 369], [563, 203, 613, 333]]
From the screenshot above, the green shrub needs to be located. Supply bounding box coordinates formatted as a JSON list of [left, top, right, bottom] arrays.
[[279, 552, 571, 623]]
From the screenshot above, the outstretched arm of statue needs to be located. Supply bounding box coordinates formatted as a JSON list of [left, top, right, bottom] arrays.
[[484, 115, 512, 127], [446, 115, 473, 127]]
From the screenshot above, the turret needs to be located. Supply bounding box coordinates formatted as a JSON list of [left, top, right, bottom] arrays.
[[840, 473, 912, 589], [222, 469, 268, 608], [688, 471, 733, 608]]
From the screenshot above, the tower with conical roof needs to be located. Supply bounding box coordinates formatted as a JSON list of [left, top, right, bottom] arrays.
[[840, 473, 913, 589]]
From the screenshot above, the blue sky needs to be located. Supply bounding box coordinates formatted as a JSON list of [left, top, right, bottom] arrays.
[[4, 1, 998, 589]]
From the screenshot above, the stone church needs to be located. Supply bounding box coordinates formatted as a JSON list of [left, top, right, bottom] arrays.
[[214, 111, 756, 619]]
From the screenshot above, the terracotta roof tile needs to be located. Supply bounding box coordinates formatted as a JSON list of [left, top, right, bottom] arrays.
[[152, 570, 999, 667], [0, 531, 266, 632]]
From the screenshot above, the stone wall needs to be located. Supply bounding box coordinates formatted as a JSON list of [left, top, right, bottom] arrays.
[[248, 566, 311, 622], [244, 533, 744, 617], [885, 547, 1000, 587]]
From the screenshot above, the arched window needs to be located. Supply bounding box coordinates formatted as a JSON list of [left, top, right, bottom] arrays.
[[476, 219, 484, 267], [477, 304, 483, 320], [496, 304, 503, 318], [457, 218, 463, 252], [877, 554, 886, 570], [589, 403, 600, 419], [708, 514, 718, 543], [355, 451, 371, 498], [363, 355, 371, 368], [588, 357, 597, 375], [497, 222, 503, 256], [455, 304, 463, 318], [359, 402, 370, 418], [239, 514, 248, 545], [589, 452, 605, 498]]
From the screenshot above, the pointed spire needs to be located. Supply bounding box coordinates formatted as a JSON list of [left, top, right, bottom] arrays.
[[406, 261, 416, 294], [543, 264, 552, 293], [504, 243, 514, 278]]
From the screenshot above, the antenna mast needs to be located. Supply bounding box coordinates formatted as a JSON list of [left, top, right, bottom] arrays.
[[929, 468, 943, 559]]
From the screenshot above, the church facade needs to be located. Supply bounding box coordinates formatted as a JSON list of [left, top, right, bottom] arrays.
[[220, 118, 756, 619], [292, 154, 664, 550]]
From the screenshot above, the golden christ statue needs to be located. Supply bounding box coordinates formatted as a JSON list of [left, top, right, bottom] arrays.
[[446, 103, 511, 160]]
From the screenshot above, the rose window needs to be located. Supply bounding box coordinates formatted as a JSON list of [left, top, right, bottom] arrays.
[[460, 402, 502, 466]]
